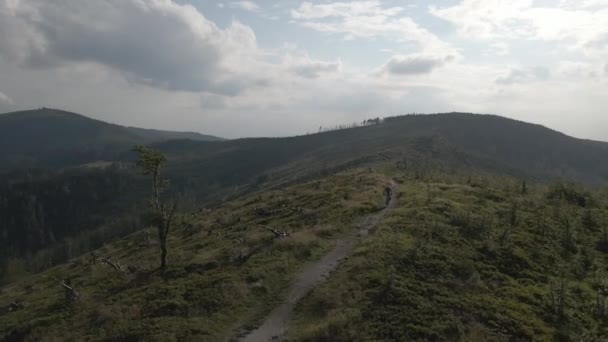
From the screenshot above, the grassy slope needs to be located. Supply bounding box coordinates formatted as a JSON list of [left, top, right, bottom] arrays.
[[0, 170, 391, 341], [3, 167, 608, 341], [291, 172, 608, 341]]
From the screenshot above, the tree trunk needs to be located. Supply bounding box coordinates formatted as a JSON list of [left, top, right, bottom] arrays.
[[160, 236, 168, 270], [158, 202, 176, 270]]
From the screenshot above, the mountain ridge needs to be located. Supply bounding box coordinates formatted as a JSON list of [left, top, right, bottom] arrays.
[[147, 112, 608, 186], [0, 108, 223, 170]]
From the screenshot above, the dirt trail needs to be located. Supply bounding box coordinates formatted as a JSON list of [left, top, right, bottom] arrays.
[[238, 182, 398, 342]]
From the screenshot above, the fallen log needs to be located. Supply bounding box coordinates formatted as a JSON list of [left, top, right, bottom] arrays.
[[61, 280, 80, 302], [96, 257, 123, 272], [264, 226, 289, 238]]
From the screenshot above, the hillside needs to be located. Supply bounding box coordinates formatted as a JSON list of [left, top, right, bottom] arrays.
[[3, 112, 608, 287], [2, 113, 608, 340], [3, 110, 606, 185], [2, 167, 608, 341], [154, 113, 608, 195], [0, 108, 222, 170], [2, 112, 608, 314]]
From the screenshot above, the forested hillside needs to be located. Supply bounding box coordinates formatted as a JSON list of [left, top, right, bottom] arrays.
[[0, 108, 222, 170], [0, 166, 144, 283]]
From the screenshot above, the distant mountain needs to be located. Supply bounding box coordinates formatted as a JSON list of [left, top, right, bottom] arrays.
[[153, 113, 608, 192], [125, 126, 222, 143], [0, 108, 222, 170]]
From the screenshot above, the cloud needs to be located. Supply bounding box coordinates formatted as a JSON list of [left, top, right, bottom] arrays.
[[0, 91, 15, 107], [557, 61, 599, 79], [291, 1, 404, 20], [200, 93, 227, 109], [381, 55, 451, 75], [486, 42, 510, 57], [0, 90, 15, 112], [1, 0, 607, 142], [291, 1, 455, 56], [290, 59, 341, 79], [495, 66, 551, 85], [429, 0, 533, 40], [229, 1, 260, 12], [430, 0, 608, 57], [0, 0, 261, 95]]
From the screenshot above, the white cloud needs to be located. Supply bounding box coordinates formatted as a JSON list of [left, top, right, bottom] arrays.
[[291, 1, 456, 56], [0, 0, 262, 95], [486, 42, 510, 56], [561, 0, 608, 10], [429, 0, 533, 40], [495, 66, 551, 85], [291, 1, 404, 20], [430, 0, 608, 57], [557, 61, 599, 79], [0, 91, 15, 108], [229, 1, 260, 12]]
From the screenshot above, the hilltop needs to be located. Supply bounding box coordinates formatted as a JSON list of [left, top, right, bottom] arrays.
[[154, 113, 608, 192], [0, 108, 222, 170]]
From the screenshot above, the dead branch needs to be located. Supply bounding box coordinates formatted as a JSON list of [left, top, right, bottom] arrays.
[[264, 226, 289, 238], [61, 280, 80, 302], [96, 257, 123, 272]]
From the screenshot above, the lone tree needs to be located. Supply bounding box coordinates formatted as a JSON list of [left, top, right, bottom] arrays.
[[133, 145, 177, 270]]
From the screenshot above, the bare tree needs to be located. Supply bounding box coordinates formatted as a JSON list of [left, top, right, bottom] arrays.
[[133, 145, 178, 270]]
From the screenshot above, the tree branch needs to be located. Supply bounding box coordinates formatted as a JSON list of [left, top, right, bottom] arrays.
[[96, 257, 123, 272]]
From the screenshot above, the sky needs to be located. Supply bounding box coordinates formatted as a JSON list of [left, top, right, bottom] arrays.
[[0, 0, 607, 140]]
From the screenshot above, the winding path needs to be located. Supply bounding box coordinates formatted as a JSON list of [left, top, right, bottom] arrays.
[[239, 182, 399, 342]]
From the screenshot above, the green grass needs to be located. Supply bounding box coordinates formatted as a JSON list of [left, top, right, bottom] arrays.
[[290, 176, 608, 341], [4, 169, 608, 341], [0, 169, 391, 341]]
